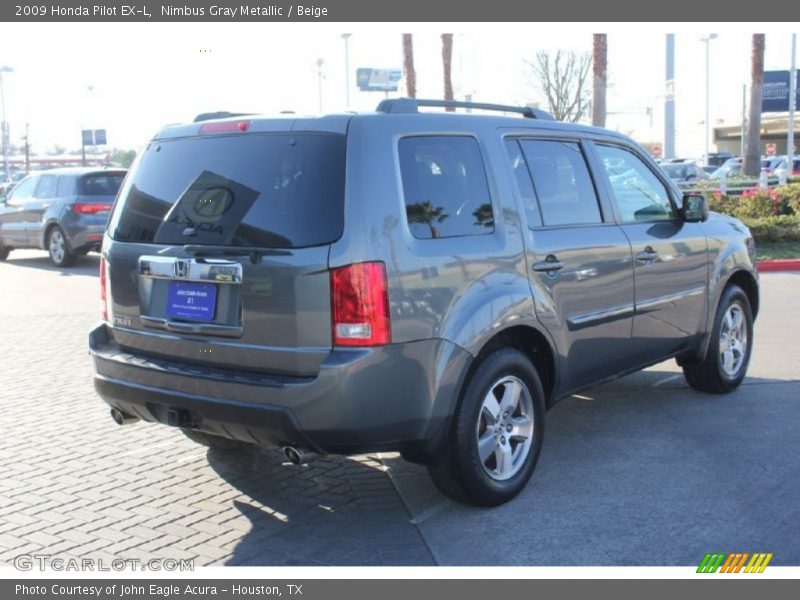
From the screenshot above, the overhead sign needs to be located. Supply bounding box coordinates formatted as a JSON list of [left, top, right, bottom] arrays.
[[356, 68, 402, 92], [762, 70, 800, 112]]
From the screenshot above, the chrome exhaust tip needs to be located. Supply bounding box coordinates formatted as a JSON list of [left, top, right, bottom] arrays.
[[282, 445, 317, 465], [110, 407, 139, 426]]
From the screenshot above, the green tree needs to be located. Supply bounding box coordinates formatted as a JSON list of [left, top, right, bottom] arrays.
[[403, 34, 417, 98], [109, 148, 137, 168]]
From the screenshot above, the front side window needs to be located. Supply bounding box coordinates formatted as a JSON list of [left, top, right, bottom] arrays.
[[399, 136, 493, 239], [8, 176, 38, 201], [504, 139, 542, 228], [596, 144, 676, 223], [520, 140, 602, 227]]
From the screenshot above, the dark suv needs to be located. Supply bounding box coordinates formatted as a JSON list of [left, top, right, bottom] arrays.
[[0, 167, 127, 266], [90, 100, 758, 506]]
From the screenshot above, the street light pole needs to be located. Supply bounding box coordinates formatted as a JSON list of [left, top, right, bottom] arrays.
[[788, 33, 796, 174], [341, 34, 352, 109], [0, 65, 13, 181], [316, 58, 324, 113], [701, 34, 718, 163]]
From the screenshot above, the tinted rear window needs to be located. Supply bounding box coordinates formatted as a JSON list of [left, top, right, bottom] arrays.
[[108, 133, 346, 248], [79, 173, 125, 197]]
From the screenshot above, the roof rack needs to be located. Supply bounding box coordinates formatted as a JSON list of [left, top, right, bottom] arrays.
[[193, 111, 253, 123], [376, 98, 555, 120]]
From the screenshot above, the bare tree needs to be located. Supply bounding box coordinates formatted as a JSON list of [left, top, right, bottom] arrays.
[[402, 34, 417, 98], [525, 50, 592, 122], [592, 34, 608, 127], [442, 34, 454, 110], [743, 34, 765, 177]]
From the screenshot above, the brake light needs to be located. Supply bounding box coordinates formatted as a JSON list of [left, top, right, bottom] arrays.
[[199, 120, 250, 134], [100, 256, 108, 321], [73, 202, 110, 214], [330, 262, 391, 346]]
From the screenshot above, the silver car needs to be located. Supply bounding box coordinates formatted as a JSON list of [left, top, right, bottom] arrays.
[[0, 167, 126, 266]]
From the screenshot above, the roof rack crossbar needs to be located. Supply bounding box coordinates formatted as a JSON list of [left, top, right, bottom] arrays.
[[376, 98, 555, 120]]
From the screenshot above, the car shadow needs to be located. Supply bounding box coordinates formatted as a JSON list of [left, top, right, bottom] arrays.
[[3, 250, 100, 277], [205, 446, 434, 566]]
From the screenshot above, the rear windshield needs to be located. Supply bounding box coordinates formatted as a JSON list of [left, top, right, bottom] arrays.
[[78, 173, 126, 196], [108, 133, 346, 248]]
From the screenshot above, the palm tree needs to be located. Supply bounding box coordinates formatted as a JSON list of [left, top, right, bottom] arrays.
[[402, 34, 417, 98], [442, 34, 454, 110], [743, 34, 765, 177], [592, 34, 608, 127], [406, 201, 448, 238]]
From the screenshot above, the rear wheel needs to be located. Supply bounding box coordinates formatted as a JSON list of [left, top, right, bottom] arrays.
[[427, 348, 545, 506], [47, 226, 76, 267], [682, 284, 753, 394], [181, 429, 254, 452]]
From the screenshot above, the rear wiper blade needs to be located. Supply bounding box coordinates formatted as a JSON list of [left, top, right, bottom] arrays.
[[183, 245, 290, 264]]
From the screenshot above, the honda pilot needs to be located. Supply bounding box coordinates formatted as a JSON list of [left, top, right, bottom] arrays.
[[90, 99, 758, 506]]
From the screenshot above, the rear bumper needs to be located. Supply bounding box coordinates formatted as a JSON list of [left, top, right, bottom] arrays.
[[89, 322, 472, 455]]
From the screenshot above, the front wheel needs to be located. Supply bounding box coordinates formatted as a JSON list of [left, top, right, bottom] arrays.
[[683, 284, 754, 394], [47, 226, 76, 267], [427, 348, 546, 507]]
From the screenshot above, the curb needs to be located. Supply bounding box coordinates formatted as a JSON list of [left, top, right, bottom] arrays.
[[757, 259, 800, 272]]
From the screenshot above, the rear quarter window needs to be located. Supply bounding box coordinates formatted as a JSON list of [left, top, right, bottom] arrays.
[[398, 136, 494, 239]]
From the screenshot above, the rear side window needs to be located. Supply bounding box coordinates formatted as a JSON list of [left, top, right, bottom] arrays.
[[56, 176, 75, 197], [108, 133, 346, 248], [399, 136, 493, 239], [34, 175, 58, 199], [78, 173, 125, 197], [520, 140, 602, 227]]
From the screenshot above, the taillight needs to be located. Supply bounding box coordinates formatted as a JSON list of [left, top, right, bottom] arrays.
[[330, 262, 391, 346], [73, 202, 110, 214], [100, 256, 108, 321], [199, 121, 250, 134]]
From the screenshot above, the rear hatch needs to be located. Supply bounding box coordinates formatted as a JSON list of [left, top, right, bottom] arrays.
[[104, 122, 347, 378]]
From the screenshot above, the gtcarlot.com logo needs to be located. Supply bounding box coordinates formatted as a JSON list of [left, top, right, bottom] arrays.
[[697, 552, 773, 573]]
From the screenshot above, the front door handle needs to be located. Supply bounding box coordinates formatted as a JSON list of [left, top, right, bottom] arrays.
[[533, 255, 564, 274], [634, 246, 659, 264]]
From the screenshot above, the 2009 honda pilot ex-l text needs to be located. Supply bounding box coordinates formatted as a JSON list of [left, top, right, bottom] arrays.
[[90, 99, 759, 506]]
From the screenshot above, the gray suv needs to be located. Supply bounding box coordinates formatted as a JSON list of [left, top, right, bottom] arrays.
[[90, 100, 758, 506], [0, 167, 127, 266]]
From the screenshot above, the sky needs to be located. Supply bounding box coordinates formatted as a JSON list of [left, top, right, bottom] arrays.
[[0, 22, 797, 159]]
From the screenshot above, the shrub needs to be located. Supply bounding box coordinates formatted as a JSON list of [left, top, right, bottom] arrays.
[[740, 215, 800, 243]]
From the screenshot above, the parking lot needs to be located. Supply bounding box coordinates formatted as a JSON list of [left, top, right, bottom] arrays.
[[1, 249, 798, 566]]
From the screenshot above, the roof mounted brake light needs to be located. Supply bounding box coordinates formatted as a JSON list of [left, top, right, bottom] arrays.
[[199, 120, 250, 134]]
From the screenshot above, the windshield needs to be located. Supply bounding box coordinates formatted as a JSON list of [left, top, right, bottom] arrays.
[[108, 133, 346, 248]]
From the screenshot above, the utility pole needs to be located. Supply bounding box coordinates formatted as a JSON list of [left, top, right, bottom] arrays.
[[701, 34, 718, 163], [788, 33, 796, 172], [0, 66, 13, 181], [665, 34, 675, 159], [741, 84, 747, 157], [341, 34, 352, 109]]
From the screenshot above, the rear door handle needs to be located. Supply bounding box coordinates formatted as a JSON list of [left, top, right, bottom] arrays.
[[533, 255, 564, 274], [635, 246, 659, 264]]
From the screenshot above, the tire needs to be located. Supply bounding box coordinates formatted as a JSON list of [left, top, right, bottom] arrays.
[[47, 226, 76, 267], [427, 348, 546, 507], [181, 429, 254, 452], [0, 246, 10, 261], [682, 284, 753, 394]]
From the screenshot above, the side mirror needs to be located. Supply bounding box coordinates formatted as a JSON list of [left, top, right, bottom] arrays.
[[681, 193, 708, 223]]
